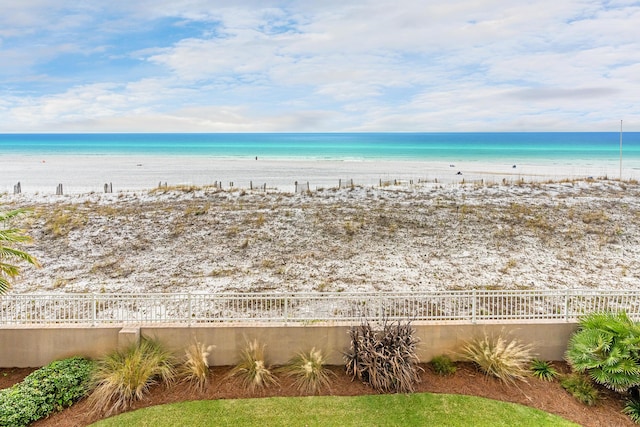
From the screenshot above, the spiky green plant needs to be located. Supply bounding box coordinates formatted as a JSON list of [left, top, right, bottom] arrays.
[[624, 398, 640, 424], [565, 312, 640, 393], [282, 348, 332, 394], [229, 339, 277, 391], [430, 355, 457, 376], [0, 208, 40, 294], [459, 332, 533, 384], [344, 319, 421, 393], [180, 340, 214, 392], [88, 337, 176, 415], [560, 373, 599, 406], [531, 359, 558, 381]]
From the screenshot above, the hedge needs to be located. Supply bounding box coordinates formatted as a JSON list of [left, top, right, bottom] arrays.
[[0, 356, 94, 427]]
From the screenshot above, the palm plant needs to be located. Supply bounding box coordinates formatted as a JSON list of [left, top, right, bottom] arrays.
[[531, 359, 558, 381], [624, 398, 640, 423], [565, 312, 640, 393], [0, 208, 40, 294]]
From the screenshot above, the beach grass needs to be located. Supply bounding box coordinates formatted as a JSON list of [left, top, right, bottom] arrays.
[[89, 393, 579, 427], [40, 205, 89, 237]]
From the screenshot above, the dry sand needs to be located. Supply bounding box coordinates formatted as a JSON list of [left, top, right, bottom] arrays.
[[2, 154, 632, 194], [2, 178, 639, 295]]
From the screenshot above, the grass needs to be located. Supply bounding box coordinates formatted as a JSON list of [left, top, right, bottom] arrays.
[[228, 340, 278, 391], [88, 337, 177, 416], [184, 203, 210, 216], [90, 393, 579, 427], [179, 341, 213, 392], [560, 373, 599, 406], [430, 355, 457, 376], [459, 333, 533, 384], [281, 348, 332, 394], [582, 210, 609, 224], [149, 184, 211, 194], [42, 205, 88, 237]]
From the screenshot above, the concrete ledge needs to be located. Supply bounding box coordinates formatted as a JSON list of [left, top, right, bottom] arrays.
[[118, 327, 140, 350], [0, 321, 579, 367]]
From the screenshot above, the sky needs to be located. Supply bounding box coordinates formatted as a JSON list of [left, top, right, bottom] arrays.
[[0, 1, 638, 132]]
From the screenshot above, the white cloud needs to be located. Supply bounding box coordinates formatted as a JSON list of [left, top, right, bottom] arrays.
[[0, 0, 639, 131]]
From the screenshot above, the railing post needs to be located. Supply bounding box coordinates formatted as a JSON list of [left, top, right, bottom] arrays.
[[92, 293, 96, 327], [564, 289, 570, 322], [284, 295, 289, 324], [378, 292, 383, 322], [472, 289, 477, 324]]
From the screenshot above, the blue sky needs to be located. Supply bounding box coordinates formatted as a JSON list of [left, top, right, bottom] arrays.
[[0, 1, 638, 132]]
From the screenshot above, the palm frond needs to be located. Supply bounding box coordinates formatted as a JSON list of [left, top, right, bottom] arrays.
[[0, 208, 40, 294], [0, 246, 40, 267], [0, 277, 9, 294]]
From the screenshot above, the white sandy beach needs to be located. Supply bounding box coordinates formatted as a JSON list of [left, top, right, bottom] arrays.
[[2, 163, 640, 295], [2, 154, 637, 195]]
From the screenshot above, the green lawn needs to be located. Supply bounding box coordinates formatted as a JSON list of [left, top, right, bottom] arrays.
[[90, 393, 579, 427]]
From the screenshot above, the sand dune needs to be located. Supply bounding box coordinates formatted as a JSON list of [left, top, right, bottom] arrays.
[[3, 178, 639, 295]]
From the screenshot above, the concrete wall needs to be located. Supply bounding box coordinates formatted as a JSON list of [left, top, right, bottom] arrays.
[[0, 325, 120, 367], [0, 321, 579, 368]]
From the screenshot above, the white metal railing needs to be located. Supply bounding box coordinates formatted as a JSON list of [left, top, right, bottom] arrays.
[[1, 290, 639, 326]]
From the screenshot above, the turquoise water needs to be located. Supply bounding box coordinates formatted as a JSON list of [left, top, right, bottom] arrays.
[[1, 133, 638, 161]]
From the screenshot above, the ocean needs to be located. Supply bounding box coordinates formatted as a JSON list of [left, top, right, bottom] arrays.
[[2, 133, 640, 194], [1, 132, 638, 161]]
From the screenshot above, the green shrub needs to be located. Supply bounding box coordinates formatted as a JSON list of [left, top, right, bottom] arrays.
[[282, 348, 332, 394], [88, 337, 176, 416], [229, 339, 278, 392], [459, 332, 533, 384], [531, 359, 558, 381], [430, 355, 457, 376], [624, 398, 640, 424], [344, 319, 421, 393], [565, 311, 640, 393], [560, 373, 599, 406], [0, 356, 94, 427]]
